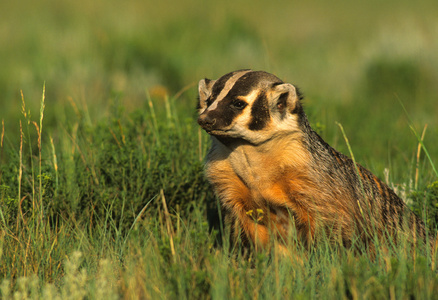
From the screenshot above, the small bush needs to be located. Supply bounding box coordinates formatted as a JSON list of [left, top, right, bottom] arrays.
[[409, 181, 438, 230]]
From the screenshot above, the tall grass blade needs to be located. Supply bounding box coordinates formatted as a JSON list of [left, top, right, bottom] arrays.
[[160, 189, 176, 261], [336, 123, 366, 201], [50, 136, 58, 196], [415, 125, 428, 190], [146, 90, 160, 147], [397, 97, 438, 178], [122, 194, 159, 250], [17, 120, 23, 229]]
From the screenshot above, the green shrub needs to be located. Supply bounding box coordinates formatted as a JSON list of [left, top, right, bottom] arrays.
[[409, 181, 438, 230]]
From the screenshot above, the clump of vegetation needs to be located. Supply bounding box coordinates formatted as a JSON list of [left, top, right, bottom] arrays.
[[410, 181, 438, 229]]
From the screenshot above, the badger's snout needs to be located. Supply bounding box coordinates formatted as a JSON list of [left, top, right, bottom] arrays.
[[197, 113, 216, 131]]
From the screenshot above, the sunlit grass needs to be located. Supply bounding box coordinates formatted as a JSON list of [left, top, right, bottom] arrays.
[[0, 0, 438, 298], [0, 76, 437, 299]]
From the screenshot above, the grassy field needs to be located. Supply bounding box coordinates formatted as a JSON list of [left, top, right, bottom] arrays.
[[1, 0, 438, 298]]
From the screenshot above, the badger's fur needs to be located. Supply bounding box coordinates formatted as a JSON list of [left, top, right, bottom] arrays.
[[197, 69, 430, 254]]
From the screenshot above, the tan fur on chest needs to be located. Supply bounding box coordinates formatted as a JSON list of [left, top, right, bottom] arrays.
[[205, 137, 318, 247], [206, 137, 308, 198]]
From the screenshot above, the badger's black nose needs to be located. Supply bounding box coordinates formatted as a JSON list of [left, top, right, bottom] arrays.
[[197, 113, 216, 130]]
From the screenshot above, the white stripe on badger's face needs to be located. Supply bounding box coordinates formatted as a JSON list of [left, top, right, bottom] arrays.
[[207, 70, 252, 111]]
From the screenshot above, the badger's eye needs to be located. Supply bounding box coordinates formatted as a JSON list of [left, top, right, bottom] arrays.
[[230, 99, 247, 110]]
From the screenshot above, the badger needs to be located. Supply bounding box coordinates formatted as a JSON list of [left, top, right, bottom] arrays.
[[197, 69, 430, 255]]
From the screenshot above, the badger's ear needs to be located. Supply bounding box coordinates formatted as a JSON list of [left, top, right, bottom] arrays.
[[198, 78, 216, 111], [269, 83, 302, 114]]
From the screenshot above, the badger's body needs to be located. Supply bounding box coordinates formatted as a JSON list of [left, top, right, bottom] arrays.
[[197, 70, 428, 253]]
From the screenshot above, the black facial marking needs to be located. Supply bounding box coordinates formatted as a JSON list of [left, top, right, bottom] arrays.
[[230, 99, 247, 110], [202, 96, 246, 130], [206, 97, 214, 107], [228, 71, 281, 98], [210, 70, 250, 102], [227, 75, 256, 97], [200, 70, 283, 134], [249, 92, 270, 131]]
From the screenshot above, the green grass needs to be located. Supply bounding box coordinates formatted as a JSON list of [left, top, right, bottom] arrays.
[[1, 0, 438, 298]]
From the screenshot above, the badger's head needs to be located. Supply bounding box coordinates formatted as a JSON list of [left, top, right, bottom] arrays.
[[197, 70, 304, 145]]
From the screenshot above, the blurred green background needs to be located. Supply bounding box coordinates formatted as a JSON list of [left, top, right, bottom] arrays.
[[1, 0, 437, 181], [1, 1, 438, 296]]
